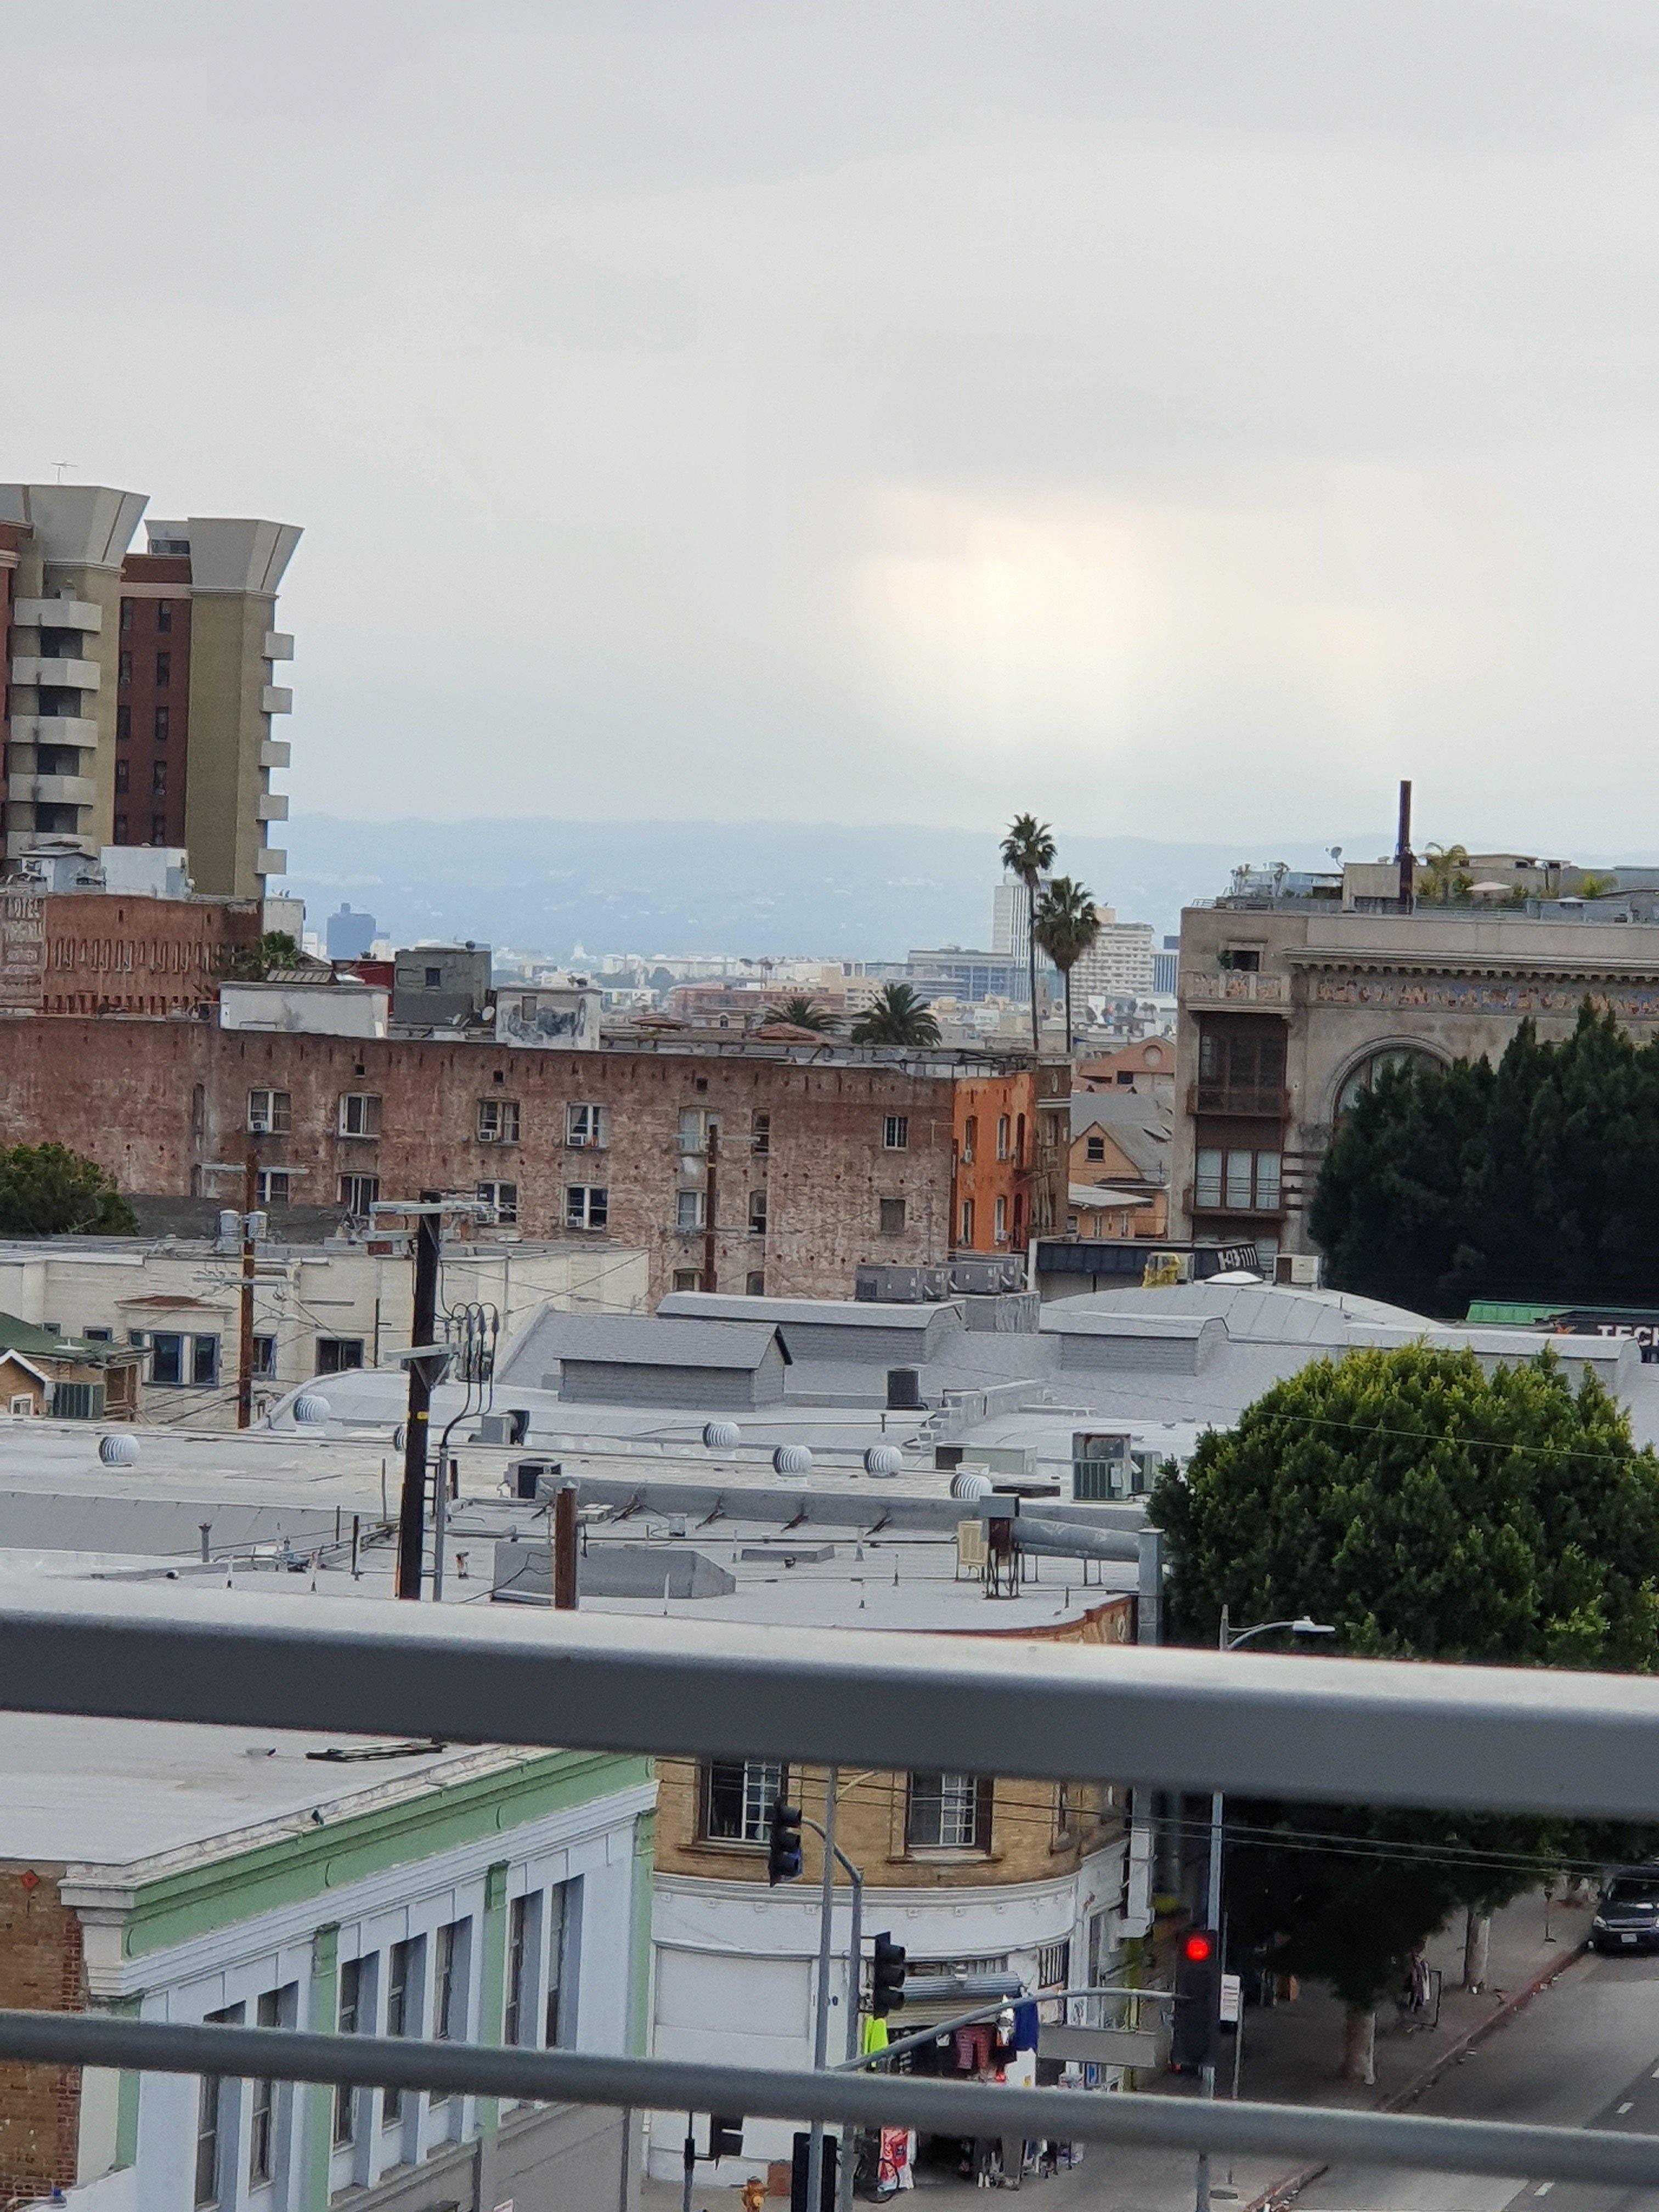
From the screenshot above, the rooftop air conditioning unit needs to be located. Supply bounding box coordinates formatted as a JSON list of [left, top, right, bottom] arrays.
[[956, 1519, 989, 1571]]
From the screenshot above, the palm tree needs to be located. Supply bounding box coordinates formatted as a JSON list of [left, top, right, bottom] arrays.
[[850, 983, 941, 1047], [1419, 843, 1473, 905], [764, 994, 838, 1033], [999, 814, 1057, 1053], [1032, 877, 1102, 1057]]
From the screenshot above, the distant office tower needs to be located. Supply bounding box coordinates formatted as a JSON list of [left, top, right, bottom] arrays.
[[1070, 909, 1156, 1002], [1152, 936, 1180, 995], [326, 903, 379, 961], [992, 873, 1051, 960], [0, 483, 299, 896]]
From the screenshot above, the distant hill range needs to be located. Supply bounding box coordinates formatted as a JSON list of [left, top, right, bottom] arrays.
[[281, 816, 1391, 962]]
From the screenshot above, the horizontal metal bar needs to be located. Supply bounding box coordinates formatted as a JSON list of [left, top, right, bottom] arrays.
[[0, 2011, 1655, 2192], [5, 1576, 1659, 1817]]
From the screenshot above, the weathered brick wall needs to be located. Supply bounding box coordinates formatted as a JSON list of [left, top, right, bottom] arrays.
[[0, 1021, 975, 1301], [0, 1863, 82, 2198], [42, 893, 262, 1015]]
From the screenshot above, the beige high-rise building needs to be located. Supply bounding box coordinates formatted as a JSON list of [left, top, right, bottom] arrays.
[[0, 483, 299, 896]]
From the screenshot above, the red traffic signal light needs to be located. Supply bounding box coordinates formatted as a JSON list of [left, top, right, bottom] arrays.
[[1182, 1932, 1214, 1963]]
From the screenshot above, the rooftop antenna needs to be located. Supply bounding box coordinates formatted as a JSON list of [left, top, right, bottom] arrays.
[[52, 461, 75, 484]]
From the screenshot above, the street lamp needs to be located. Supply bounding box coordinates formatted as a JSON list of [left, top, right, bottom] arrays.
[[1195, 1609, 1336, 2212]]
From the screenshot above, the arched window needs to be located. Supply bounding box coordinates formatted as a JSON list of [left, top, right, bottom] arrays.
[[1335, 1045, 1441, 1118]]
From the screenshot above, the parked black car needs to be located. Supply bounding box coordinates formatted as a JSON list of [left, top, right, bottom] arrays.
[[1591, 1872, 1659, 1952]]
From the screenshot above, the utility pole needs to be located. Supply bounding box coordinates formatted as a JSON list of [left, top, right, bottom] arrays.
[[805, 1767, 838, 2212], [396, 1193, 443, 1600], [701, 1120, 719, 1293], [236, 1148, 258, 1430]]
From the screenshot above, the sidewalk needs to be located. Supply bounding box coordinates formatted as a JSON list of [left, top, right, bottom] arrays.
[[641, 1887, 1589, 2212]]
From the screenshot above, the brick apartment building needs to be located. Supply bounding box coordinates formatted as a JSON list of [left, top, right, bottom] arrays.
[[0, 1022, 1048, 1301], [0, 482, 299, 897]]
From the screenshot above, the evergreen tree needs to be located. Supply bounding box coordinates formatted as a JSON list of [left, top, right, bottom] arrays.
[[0, 1144, 139, 1237]]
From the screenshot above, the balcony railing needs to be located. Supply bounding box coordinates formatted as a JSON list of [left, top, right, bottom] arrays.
[[1188, 1084, 1290, 1118], [4, 1581, 1659, 2188]]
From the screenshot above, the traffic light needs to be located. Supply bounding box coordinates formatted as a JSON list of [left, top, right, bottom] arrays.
[[871, 1931, 907, 2017], [768, 1799, 804, 1886], [1171, 1927, 1221, 2071], [708, 2115, 745, 2160]]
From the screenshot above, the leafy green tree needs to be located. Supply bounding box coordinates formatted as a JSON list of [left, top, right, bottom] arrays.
[[999, 814, 1057, 1054], [0, 1144, 139, 1237], [224, 930, 303, 981], [850, 983, 941, 1047], [764, 995, 838, 1034], [1312, 1006, 1659, 1315], [1149, 1343, 1659, 2070], [1418, 842, 1473, 903], [1032, 877, 1101, 1057]]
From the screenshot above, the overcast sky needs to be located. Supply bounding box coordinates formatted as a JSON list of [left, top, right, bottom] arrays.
[[12, 2, 1659, 853]]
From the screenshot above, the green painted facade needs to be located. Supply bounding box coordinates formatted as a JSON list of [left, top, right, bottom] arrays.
[[120, 1750, 652, 1959]]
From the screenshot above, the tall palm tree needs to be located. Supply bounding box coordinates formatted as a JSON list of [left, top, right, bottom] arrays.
[[999, 814, 1057, 1053], [764, 994, 838, 1033], [850, 982, 941, 1047], [1032, 877, 1102, 1058]]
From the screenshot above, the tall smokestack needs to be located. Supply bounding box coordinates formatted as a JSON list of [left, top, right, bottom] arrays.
[[1396, 781, 1413, 912]]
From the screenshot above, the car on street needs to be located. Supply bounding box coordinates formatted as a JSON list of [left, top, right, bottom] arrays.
[[1590, 1871, 1659, 1951]]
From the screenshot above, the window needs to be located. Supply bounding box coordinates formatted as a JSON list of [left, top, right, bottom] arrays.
[[477, 1098, 521, 1144], [119, 648, 133, 685], [566, 1102, 605, 1149], [248, 1088, 291, 1135], [1197, 1027, 1285, 1092], [1335, 1045, 1440, 1118], [1036, 1938, 1071, 1991], [192, 1336, 220, 1388], [151, 814, 168, 845], [748, 1189, 768, 1237], [151, 760, 167, 795], [335, 1957, 362, 2145], [52, 1380, 103, 1419], [195, 2004, 239, 2206], [751, 1111, 770, 1156], [996, 1115, 1011, 1161], [114, 814, 128, 843], [1195, 1148, 1282, 1214], [424, 965, 441, 988], [120, 598, 133, 633], [157, 599, 173, 633], [338, 1174, 380, 1215], [962, 1114, 977, 1164], [150, 1333, 184, 1386], [114, 759, 128, 795], [703, 1758, 787, 1843], [679, 1107, 719, 1156], [432, 1918, 467, 2083], [879, 1197, 906, 1235], [676, 1188, 706, 1232], [253, 1334, 276, 1378], [505, 1897, 533, 2047], [477, 1180, 518, 1223], [116, 705, 131, 742], [315, 1338, 364, 1375], [383, 1938, 415, 2123], [673, 1268, 703, 1292], [960, 1198, 974, 1245], [545, 1882, 572, 2048], [994, 1195, 1007, 1242], [84, 1326, 113, 1342], [155, 650, 171, 686], [338, 1093, 382, 1137], [154, 706, 169, 743], [12, 1393, 33, 1417], [249, 1989, 280, 2185], [567, 1184, 610, 1231], [746, 1270, 765, 1296], [884, 1114, 909, 1150], [256, 1169, 290, 1205], [1085, 1133, 1105, 1163], [907, 1772, 992, 1852]]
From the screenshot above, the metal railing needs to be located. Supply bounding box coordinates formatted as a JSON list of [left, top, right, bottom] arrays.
[[5, 1577, 1659, 2187]]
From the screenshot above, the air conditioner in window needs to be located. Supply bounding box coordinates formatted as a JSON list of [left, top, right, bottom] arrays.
[[249, 1114, 271, 1135]]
